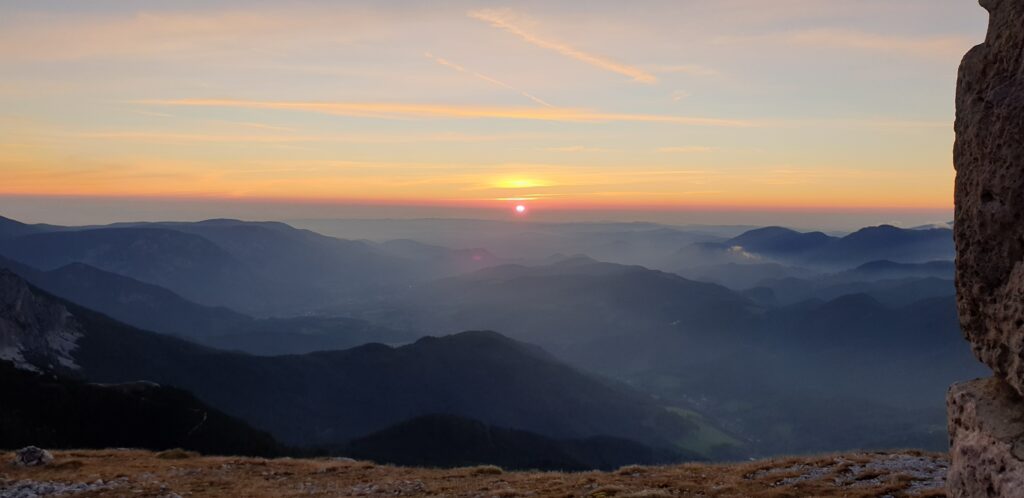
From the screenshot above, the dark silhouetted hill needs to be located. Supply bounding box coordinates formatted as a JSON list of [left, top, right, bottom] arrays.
[[0, 271, 700, 455], [0, 257, 414, 355], [0, 360, 284, 456], [344, 414, 687, 471]]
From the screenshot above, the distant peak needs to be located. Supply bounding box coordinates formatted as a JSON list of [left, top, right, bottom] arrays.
[[849, 224, 904, 235], [550, 254, 598, 266], [195, 218, 246, 225], [421, 330, 511, 344], [746, 226, 799, 234]]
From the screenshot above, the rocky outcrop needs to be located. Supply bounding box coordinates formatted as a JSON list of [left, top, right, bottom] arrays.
[[947, 378, 1024, 497], [954, 0, 1024, 394], [950, 0, 1024, 495], [0, 270, 81, 373], [13, 446, 53, 467]]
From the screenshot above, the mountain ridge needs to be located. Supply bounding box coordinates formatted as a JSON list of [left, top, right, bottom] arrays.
[[0, 270, 704, 455]]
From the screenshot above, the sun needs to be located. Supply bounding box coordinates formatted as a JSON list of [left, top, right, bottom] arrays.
[[515, 204, 527, 214]]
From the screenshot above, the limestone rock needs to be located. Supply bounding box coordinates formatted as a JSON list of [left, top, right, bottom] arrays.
[[0, 270, 82, 373], [947, 378, 1024, 497], [13, 446, 54, 467], [954, 0, 1024, 396]]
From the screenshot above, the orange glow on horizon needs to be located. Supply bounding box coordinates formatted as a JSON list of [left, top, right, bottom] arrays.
[[0, 190, 953, 213], [0, 155, 954, 212], [0, 2, 979, 225]]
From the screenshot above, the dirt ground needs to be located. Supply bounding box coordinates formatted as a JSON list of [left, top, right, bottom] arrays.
[[0, 449, 948, 497]]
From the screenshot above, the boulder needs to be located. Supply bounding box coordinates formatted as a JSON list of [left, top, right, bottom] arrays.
[[13, 446, 53, 467], [954, 0, 1024, 396], [950, 0, 1024, 494], [947, 378, 1024, 497]]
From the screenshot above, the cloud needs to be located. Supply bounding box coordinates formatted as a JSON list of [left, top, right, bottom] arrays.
[[135, 99, 949, 130], [785, 29, 972, 57], [718, 28, 973, 59], [223, 121, 297, 132], [424, 52, 552, 107], [670, 90, 691, 102], [140, 99, 754, 127], [657, 146, 715, 153], [0, 9, 374, 61], [649, 65, 720, 77], [542, 145, 610, 152], [64, 131, 548, 144], [768, 117, 951, 129], [468, 9, 657, 84], [492, 178, 555, 189], [131, 110, 175, 118]]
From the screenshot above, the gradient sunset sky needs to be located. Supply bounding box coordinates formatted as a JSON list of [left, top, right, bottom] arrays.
[[0, 1, 988, 227]]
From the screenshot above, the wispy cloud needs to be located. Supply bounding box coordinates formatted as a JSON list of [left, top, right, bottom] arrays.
[[0, 9, 374, 61], [64, 131, 548, 144], [468, 9, 657, 84], [140, 99, 753, 127], [424, 52, 552, 107], [657, 146, 715, 153], [718, 28, 973, 58], [768, 117, 951, 130], [134, 99, 950, 130], [649, 65, 720, 77], [131, 109, 175, 118], [222, 121, 297, 132], [670, 90, 691, 102], [542, 145, 611, 153]]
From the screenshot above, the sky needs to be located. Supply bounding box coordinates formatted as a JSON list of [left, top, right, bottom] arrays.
[[0, 0, 989, 228]]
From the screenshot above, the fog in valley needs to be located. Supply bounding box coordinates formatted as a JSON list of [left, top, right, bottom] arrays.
[[0, 213, 983, 467]]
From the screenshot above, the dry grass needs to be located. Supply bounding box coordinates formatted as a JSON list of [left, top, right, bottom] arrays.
[[0, 449, 948, 497], [620, 489, 673, 497], [467, 464, 504, 476], [155, 448, 199, 460]]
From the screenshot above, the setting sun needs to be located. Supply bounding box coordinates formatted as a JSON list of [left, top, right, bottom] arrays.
[[0, 1, 1011, 494], [0, 1, 981, 221]]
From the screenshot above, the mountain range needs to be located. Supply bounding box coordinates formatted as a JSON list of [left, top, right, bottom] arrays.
[[0, 218, 498, 315], [0, 269, 703, 460], [347, 254, 981, 455], [674, 225, 954, 270], [0, 214, 981, 462], [0, 255, 414, 355]]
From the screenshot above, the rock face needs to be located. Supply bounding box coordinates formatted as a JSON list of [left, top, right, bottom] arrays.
[[0, 270, 82, 373], [950, 0, 1024, 495], [954, 0, 1024, 395], [947, 378, 1024, 497], [13, 446, 54, 467]]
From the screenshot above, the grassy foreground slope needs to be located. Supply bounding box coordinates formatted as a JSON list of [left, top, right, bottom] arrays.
[[0, 449, 946, 497]]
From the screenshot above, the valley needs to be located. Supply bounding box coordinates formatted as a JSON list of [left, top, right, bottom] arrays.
[[0, 214, 984, 468]]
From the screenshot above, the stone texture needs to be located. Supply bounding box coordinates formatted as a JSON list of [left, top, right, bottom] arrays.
[[950, 2, 1024, 494], [954, 0, 1024, 397], [947, 377, 1024, 497], [0, 270, 82, 373], [12, 446, 53, 467]]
